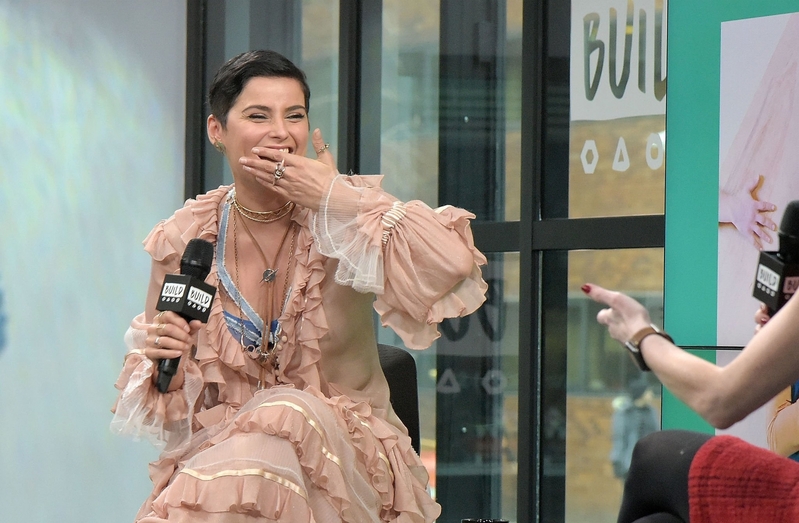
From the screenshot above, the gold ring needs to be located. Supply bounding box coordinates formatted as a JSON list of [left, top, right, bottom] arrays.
[[157, 323, 166, 335], [315, 143, 330, 155], [155, 311, 166, 321], [154, 336, 161, 347]]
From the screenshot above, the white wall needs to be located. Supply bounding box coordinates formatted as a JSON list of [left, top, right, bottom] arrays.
[[0, 1, 186, 521]]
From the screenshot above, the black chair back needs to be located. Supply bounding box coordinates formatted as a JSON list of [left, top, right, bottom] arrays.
[[377, 344, 421, 454]]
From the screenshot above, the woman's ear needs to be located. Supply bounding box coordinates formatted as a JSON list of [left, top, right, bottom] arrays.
[[207, 114, 222, 145], [207, 115, 227, 154]]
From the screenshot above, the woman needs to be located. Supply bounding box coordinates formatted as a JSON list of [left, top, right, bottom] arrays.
[[583, 283, 799, 523], [111, 50, 487, 522]]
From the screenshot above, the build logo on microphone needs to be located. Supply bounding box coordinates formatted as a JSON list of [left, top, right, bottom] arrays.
[[160, 282, 186, 303], [187, 286, 212, 312], [756, 264, 780, 297]]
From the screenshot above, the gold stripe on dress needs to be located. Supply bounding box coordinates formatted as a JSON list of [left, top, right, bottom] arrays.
[[256, 400, 344, 468], [178, 467, 308, 500]]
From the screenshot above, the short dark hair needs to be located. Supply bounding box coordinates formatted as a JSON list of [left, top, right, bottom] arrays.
[[208, 50, 311, 128]]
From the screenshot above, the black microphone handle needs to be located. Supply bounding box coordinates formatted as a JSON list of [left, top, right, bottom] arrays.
[[154, 238, 214, 393], [156, 352, 182, 393], [154, 309, 197, 393]]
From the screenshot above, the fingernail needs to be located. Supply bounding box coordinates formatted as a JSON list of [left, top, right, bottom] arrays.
[[581, 284, 591, 294]]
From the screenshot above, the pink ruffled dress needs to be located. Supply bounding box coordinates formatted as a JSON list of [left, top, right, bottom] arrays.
[[111, 176, 488, 522]]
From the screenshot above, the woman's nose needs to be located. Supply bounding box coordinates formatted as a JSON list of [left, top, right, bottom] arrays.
[[267, 118, 289, 138]]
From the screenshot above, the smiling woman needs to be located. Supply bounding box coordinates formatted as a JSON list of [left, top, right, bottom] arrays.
[[111, 50, 488, 522]]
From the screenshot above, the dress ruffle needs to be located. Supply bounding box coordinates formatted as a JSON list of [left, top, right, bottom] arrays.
[[311, 176, 488, 350], [328, 395, 439, 522], [156, 473, 311, 521], [275, 207, 328, 394], [110, 314, 205, 451], [145, 187, 273, 413], [373, 203, 488, 350], [116, 182, 484, 522], [146, 387, 438, 522]]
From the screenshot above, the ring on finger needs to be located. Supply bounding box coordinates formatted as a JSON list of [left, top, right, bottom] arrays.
[[157, 323, 166, 335], [315, 143, 330, 155], [155, 311, 166, 321], [273, 160, 286, 184], [154, 336, 161, 347]]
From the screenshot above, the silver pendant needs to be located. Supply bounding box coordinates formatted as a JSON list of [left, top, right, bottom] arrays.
[[263, 268, 277, 282]]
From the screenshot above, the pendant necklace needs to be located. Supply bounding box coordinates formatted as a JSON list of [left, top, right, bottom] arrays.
[[231, 203, 296, 371]]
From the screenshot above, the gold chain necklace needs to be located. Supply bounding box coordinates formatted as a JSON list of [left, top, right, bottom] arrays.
[[231, 209, 297, 370], [232, 192, 294, 223]]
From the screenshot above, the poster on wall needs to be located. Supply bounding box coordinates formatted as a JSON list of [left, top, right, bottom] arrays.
[[664, 0, 799, 446], [717, 13, 799, 346]]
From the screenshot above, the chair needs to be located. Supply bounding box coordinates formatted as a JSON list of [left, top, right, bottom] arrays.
[[377, 344, 421, 454]]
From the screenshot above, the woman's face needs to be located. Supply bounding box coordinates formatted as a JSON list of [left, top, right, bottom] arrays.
[[208, 76, 309, 178]]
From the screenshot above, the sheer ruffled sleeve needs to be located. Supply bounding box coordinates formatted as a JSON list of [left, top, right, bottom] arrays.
[[109, 191, 221, 451], [312, 174, 488, 349], [110, 313, 204, 452]]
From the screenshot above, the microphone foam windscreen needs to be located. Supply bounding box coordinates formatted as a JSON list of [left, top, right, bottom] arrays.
[[180, 238, 214, 280], [780, 200, 799, 240]]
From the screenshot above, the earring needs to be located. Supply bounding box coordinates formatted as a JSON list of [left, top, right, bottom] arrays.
[[213, 141, 226, 154]]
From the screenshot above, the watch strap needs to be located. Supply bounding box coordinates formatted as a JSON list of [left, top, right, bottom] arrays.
[[625, 325, 673, 372]]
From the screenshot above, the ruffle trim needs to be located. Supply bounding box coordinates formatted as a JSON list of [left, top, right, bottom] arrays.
[[156, 471, 312, 520], [110, 318, 205, 452], [329, 395, 439, 522], [374, 204, 488, 350], [275, 207, 328, 393], [143, 188, 221, 262], [142, 185, 273, 411], [312, 174, 388, 294], [133, 184, 336, 433], [220, 389, 438, 522]]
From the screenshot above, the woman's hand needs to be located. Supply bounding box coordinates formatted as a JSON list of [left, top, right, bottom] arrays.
[[755, 303, 771, 333], [146, 310, 201, 390], [719, 175, 777, 250], [582, 283, 653, 344], [239, 128, 339, 211]]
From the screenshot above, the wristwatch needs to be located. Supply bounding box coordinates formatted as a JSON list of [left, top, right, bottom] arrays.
[[624, 324, 673, 372]]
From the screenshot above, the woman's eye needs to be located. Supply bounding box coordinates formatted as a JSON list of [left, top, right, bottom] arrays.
[[249, 113, 267, 121], [287, 113, 306, 122]]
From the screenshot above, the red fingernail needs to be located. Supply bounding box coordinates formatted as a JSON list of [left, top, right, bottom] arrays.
[[581, 284, 591, 294]]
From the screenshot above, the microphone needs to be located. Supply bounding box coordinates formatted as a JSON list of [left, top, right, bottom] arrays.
[[752, 201, 799, 403], [154, 238, 216, 393], [752, 200, 799, 314]]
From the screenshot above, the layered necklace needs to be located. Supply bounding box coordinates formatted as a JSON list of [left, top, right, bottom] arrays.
[[229, 191, 297, 371], [231, 195, 294, 223]]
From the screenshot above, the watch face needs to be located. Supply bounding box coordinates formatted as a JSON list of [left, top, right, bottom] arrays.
[[625, 341, 640, 353]]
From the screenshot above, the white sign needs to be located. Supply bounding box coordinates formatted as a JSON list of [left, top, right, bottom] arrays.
[[570, 0, 668, 121]]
